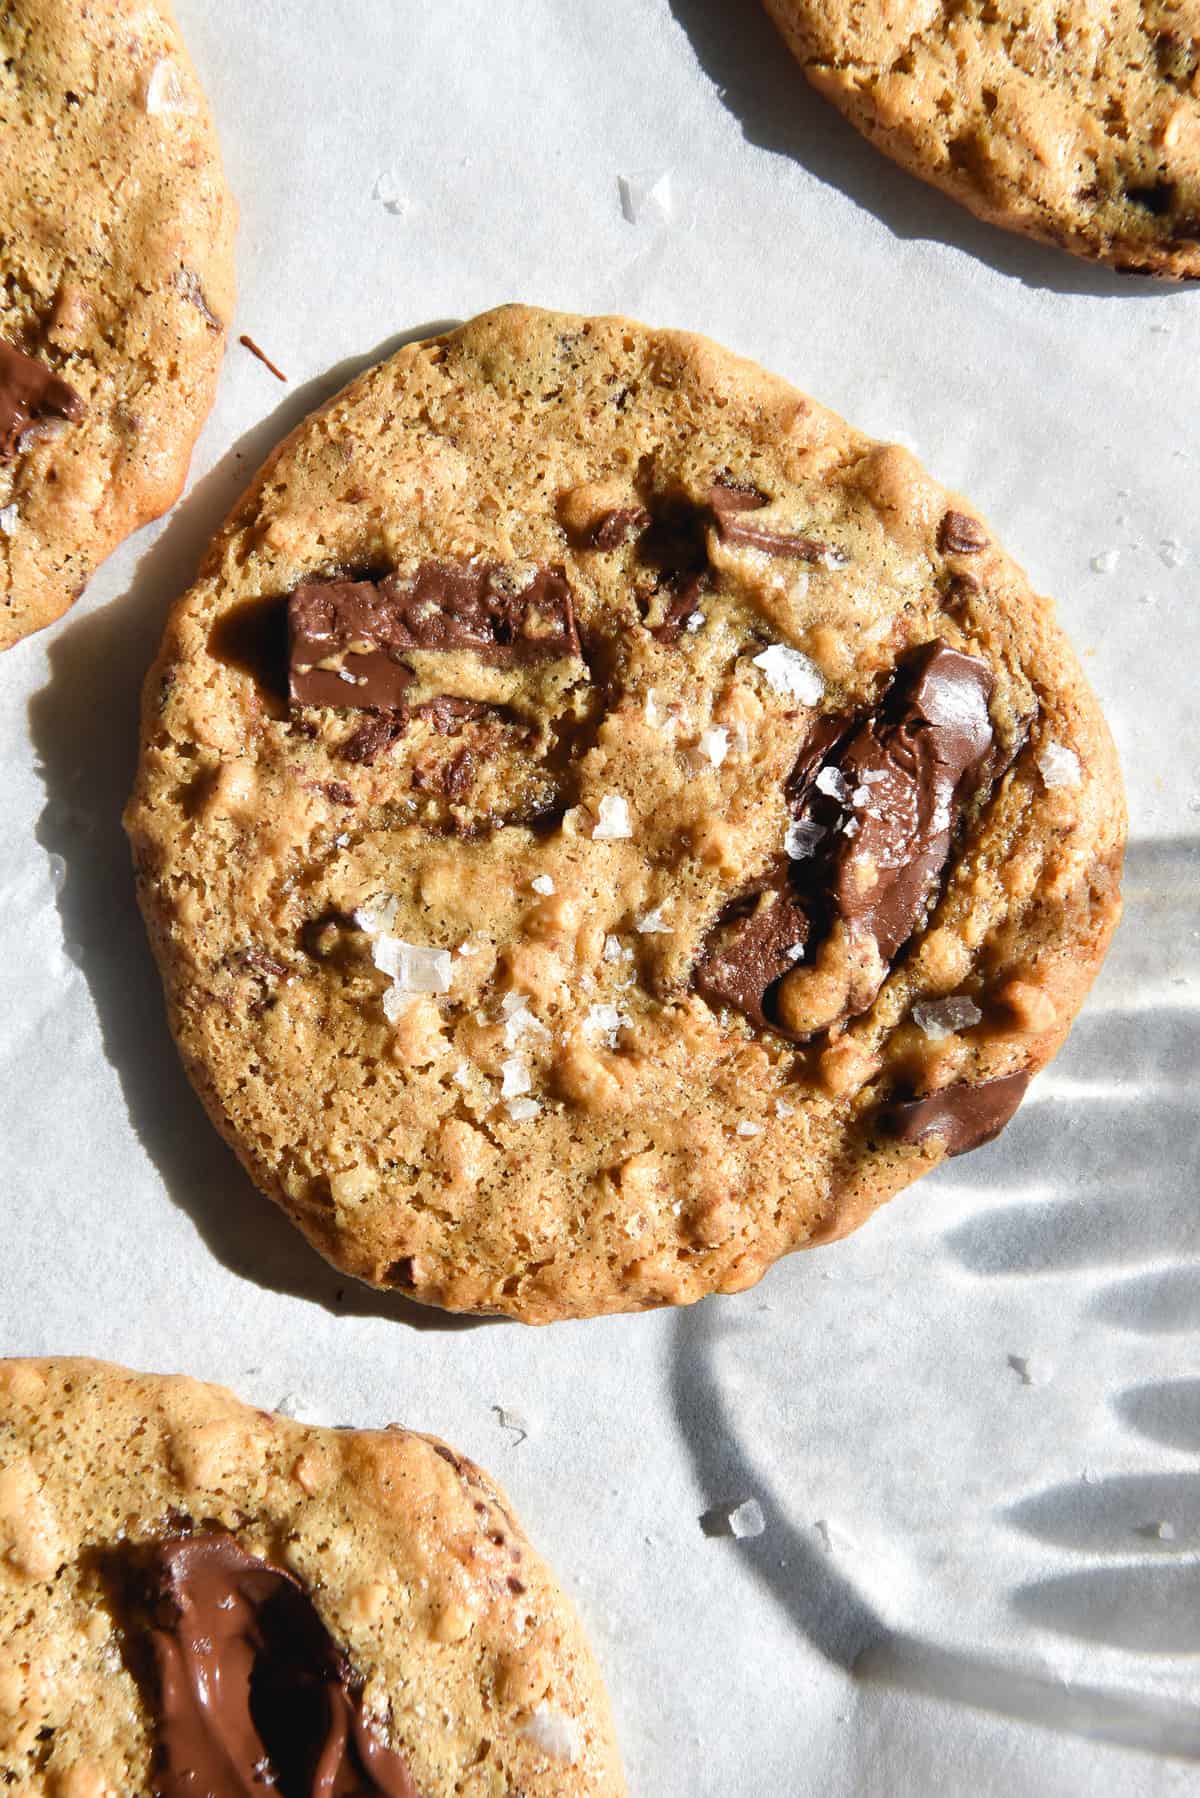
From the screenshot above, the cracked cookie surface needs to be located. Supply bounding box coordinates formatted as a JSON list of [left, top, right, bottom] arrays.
[[0, 1357, 623, 1795], [0, 0, 235, 650], [764, 0, 1200, 277], [125, 306, 1125, 1324]]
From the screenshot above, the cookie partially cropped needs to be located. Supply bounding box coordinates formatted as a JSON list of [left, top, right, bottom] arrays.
[[0, 1357, 623, 1794], [125, 305, 1124, 1324], [0, 0, 235, 650], [763, 0, 1200, 277]]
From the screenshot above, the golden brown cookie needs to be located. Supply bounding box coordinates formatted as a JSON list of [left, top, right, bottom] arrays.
[[763, 0, 1200, 277], [125, 306, 1125, 1323], [0, 0, 236, 650], [0, 1357, 624, 1795]]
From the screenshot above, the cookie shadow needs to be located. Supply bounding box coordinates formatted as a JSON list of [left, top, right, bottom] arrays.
[[668, 835, 1200, 1756], [27, 319, 497, 1333], [666, 0, 1172, 297]]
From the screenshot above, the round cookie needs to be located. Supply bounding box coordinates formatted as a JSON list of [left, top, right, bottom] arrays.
[[125, 305, 1125, 1324], [0, 0, 236, 650], [763, 0, 1200, 277], [0, 1357, 624, 1794]]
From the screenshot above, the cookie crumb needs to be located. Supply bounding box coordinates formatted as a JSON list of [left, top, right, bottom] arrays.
[[239, 334, 287, 382]]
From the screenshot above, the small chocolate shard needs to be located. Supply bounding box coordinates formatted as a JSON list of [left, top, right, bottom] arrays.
[[341, 713, 408, 764], [694, 886, 809, 1032], [412, 745, 474, 797], [586, 506, 651, 550], [938, 510, 989, 555], [141, 1532, 419, 1797], [708, 479, 845, 564], [289, 563, 581, 712], [418, 695, 490, 735], [0, 339, 84, 459], [882, 1069, 1031, 1155], [649, 571, 708, 643]]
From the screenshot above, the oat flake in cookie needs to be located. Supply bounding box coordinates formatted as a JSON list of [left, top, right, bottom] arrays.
[[0, 1358, 624, 1794], [0, 0, 236, 650], [763, 0, 1200, 277], [125, 306, 1125, 1323]]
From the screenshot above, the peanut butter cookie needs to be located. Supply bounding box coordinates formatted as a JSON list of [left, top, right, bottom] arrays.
[[0, 1357, 623, 1794], [125, 307, 1125, 1323], [764, 0, 1200, 276], [0, 0, 235, 650]]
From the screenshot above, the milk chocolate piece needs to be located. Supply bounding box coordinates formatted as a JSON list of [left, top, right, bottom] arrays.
[[143, 1531, 418, 1797], [694, 886, 809, 1031], [708, 481, 844, 564], [587, 506, 651, 550], [289, 563, 581, 711], [938, 510, 989, 555], [883, 1069, 1030, 1155], [0, 338, 84, 458]]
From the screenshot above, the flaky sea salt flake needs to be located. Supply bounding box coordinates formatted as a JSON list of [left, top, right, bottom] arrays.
[[592, 794, 632, 840], [736, 1120, 762, 1138], [0, 504, 17, 535], [531, 874, 555, 896], [372, 170, 410, 216], [698, 726, 729, 768], [618, 168, 673, 226], [500, 1057, 531, 1098], [506, 1096, 541, 1123], [785, 819, 825, 861], [635, 904, 672, 935], [912, 996, 982, 1041], [583, 1003, 623, 1048], [775, 1097, 795, 1118], [752, 643, 824, 705], [354, 894, 398, 937], [1091, 548, 1120, 574], [1159, 537, 1189, 569], [727, 1498, 766, 1539], [521, 1704, 582, 1764], [1037, 741, 1082, 790], [145, 58, 196, 115]]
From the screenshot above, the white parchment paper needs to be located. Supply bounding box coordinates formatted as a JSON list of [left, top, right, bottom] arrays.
[[1, 3, 1198, 1792]]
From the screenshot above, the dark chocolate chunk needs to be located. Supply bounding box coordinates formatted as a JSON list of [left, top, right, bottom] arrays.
[[418, 695, 491, 735], [694, 886, 809, 1032], [708, 480, 845, 565], [882, 1069, 1031, 1155], [694, 643, 996, 1041], [586, 506, 651, 550], [938, 510, 989, 555], [649, 572, 708, 643], [0, 339, 84, 459], [142, 1531, 419, 1797], [818, 642, 995, 968], [289, 563, 581, 712]]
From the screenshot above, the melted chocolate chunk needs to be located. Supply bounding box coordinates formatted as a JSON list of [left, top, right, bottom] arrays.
[[0, 339, 84, 458], [818, 643, 995, 968], [938, 510, 989, 555], [882, 1069, 1030, 1155], [143, 1532, 418, 1798], [694, 643, 996, 1040], [340, 713, 409, 765], [694, 886, 809, 1031], [289, 564, 581, 711], [708, 480, 844, 564]]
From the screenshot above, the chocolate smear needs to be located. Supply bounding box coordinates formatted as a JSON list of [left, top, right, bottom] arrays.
[[142, 1531, 419, 1797], [289, 563, 581, 712], [0, 339, 84, 459], [882, 1069, 1031, 1155]]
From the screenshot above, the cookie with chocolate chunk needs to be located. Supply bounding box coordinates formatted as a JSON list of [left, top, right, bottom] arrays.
[[125, 305, 1124, 1323], [763, 0, 1200, 277], [0, 1357, 624, 1794], [0, 0, 235, 650]]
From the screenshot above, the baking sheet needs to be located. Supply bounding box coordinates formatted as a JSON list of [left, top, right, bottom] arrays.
[[2, 1, 1198, 1791]]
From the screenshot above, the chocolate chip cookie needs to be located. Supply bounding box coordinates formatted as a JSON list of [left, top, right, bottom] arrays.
[[763, 0, 1200, 277], [0, 1357, 624, 1794], [125, 306, 1125, 1323], [0, 0, 236, 650]]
